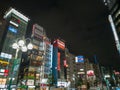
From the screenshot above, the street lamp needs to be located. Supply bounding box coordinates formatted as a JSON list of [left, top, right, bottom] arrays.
[[8, 37, 33, 90], [12, 38, 33, 59]]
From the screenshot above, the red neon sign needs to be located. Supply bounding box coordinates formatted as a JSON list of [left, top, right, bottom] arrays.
[[57, 52, 61, 71]]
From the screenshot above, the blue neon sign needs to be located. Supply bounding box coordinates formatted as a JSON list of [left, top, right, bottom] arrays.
[[8, 26, 17, 33], [75, 55, 84, 63]]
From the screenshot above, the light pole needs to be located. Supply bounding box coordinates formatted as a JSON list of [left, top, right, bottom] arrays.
[[72, 74, 75, 89], [8, 37, 33, 90]]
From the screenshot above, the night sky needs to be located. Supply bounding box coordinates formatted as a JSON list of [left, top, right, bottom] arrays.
[[1, 0, 120, 67]]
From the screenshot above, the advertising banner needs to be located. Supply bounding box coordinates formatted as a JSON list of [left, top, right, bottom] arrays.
[[87, 70, 94, 76], [75, 56, 84, 63], [53, 39, 65, 50], [32, 24, 44, 40], [64, 59, 67, 67], [27, 79, 34, 85], [57, 39, 65, 50], [57, 81, 67, 87]]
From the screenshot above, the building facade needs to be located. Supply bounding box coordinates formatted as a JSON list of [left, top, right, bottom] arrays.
[[0, 7, 29, 89], [52, 39, 66, 87], [65, 48, 76, 88], [104, 0, 120, 54], [19, 23, 46, 90]]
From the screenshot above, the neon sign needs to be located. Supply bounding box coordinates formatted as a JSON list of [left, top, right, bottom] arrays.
[[8, 26, 17, 33]]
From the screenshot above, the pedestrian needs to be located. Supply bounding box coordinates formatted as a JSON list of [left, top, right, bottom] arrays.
[[97, 83, 101, 90], [97, 86, 101, 90], [87, 81, 90, 90]]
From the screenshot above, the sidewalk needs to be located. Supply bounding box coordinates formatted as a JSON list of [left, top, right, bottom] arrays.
[[89, 86, 108, 90], [89, 87, 97, 90]]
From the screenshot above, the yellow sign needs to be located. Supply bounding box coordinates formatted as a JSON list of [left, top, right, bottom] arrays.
[[0, 60, 9, 64]]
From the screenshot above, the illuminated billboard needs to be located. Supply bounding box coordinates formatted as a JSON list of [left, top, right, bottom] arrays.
[[77, 72, 85, 74], [57, 81, 67, 87], [4, 8, 30, 22], [87, 70, 94, 76], [0, 78, 7, 88], [8, 26, 17, 33], [32, 24, 44, 39], [75, 56, 84, 63], [57, 39, 65, 50], [53, 39, 65, 50], [27, 79, 34, 85], [57, 52, 61, 71]]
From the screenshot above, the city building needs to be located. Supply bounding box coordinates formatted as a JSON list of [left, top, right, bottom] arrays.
[[104, 0, 120, 54], [65, 48, 76, 88], [85, 59, 95, 86], [75, 55, 86, 86], [0, 18, 7, 52], [19, 23, 46, 90], [42, 36, 53, 89], [0, 18, 10, 89], [93, 63, 101, 83], [0, 7, 29, 89], [52, 39, 67, 87], [103, 0, 117, 9]]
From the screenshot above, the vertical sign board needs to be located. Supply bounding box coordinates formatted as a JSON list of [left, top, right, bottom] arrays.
[[57, 52, 61, 71], [64, 59, 67, 67], [50, 45, 53, 68]]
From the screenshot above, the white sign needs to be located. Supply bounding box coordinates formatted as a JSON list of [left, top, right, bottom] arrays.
[[27, 80, 34, 85], [0, 52, 12, 59], [77, 72, 85, 74], [57, 81, 67, 87]]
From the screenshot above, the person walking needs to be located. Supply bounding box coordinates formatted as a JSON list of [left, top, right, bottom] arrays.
[[87, 81, 90, 90]]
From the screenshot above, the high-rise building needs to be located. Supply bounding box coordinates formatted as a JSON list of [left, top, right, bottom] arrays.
[[93, 63, 101, 82], [103, 0, 120, 54], [2, 7, 30, 56], [65, 48, 76, 88], [103, 0, 117, 10], [52, 39, 66, 87], [75, 56, 86, 83], [0, 7, 29, 89], [44, 37, 52, 76], [43, 36, 53, 89], [19, 24, 45, 90], [85, 59, 95, 86], [18, 23, 53, 90], [109, 0, 120, 37], [0, 19, 7, 52]]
